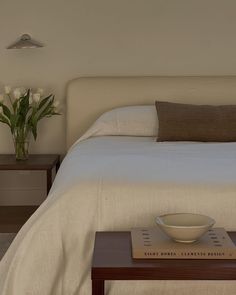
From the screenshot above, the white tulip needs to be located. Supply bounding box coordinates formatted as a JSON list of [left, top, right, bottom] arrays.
[[4, 86, 11, 94], [20, 87, 27, 96], [33, 93, 41, 103], [13, 88, 22, 99], [53, 100, 60, 108], [0, 94, 4, 102], [29, 93, 33, 104], [37, 88, 44, 95]]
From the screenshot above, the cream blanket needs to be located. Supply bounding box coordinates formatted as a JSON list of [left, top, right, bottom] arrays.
[[0, 136, 236, 295]]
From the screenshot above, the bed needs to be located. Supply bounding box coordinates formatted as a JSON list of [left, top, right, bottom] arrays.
[[1, 76, 236, 295]]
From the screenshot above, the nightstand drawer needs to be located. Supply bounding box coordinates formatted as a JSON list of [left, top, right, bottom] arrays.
[[0, 154, 60, 232]]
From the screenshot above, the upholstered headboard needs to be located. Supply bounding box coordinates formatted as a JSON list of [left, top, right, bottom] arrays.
[[66, 76, 236, 149]]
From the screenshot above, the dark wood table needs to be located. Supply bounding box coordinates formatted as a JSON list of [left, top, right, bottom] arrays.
[[91, 231, 236, 295], [0, 154, 60, 232], [0, 154, 60, 194]]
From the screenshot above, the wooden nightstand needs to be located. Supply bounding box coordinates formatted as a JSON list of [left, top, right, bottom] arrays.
[[0, 154, 60, 232]]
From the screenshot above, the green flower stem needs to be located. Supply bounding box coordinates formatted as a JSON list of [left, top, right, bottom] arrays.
[[14, 140, 29, 160], [13, 128, 29, 160]]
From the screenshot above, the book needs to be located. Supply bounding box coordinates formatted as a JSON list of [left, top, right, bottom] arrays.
[[131, 227, 236, 259]]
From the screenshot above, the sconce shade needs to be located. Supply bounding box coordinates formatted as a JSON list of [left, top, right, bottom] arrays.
[[7, 34, 43, 49]]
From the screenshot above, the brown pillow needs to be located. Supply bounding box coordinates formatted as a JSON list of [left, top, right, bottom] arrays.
[[155, 101, 236, 142]]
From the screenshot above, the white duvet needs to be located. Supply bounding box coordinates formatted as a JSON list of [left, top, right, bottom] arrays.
[[1, 136, 236, 295]]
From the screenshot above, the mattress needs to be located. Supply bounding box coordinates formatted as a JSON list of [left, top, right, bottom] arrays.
[[0, 136, 236, 295]]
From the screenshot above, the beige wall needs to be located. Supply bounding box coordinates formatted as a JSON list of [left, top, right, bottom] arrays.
[[1, 0, 236, 204]]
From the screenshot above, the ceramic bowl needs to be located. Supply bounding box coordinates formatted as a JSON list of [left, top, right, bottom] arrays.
[[156, 213, 215, 243]]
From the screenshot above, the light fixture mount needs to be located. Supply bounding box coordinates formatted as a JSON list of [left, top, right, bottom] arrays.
[[21, 34, 31, 41], [6, 34, 44, 49]]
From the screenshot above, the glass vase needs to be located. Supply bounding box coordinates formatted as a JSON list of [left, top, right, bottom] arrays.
[[13, 129, 30, 161]]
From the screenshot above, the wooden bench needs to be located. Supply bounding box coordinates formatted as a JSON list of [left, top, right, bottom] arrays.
[[91, 231, 236, 295]]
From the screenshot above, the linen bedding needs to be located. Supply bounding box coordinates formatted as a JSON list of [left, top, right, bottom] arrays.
[[0, 135, 236, 295]]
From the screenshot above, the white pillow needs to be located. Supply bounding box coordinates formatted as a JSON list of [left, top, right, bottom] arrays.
[[78, 105, 158, 142]]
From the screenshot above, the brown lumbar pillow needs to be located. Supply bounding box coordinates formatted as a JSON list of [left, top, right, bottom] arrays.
[[155, 101, 236, 142]]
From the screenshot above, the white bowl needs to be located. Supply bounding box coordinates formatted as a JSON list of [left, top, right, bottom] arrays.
[[156, 213, 215, 243]]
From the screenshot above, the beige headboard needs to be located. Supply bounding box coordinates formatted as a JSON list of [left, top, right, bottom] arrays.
[[66, 76, 236, 149]]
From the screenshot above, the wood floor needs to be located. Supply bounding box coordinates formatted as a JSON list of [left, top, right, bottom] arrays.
[[0, 206, 38, 233]]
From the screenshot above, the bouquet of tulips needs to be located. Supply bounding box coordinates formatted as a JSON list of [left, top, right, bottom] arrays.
[[0, 86, 60, 160]]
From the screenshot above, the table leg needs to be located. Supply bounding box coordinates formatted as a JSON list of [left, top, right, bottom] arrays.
[[56, 158, 60, 172], [46, 169, 52, 194], [92, 279, 104, 295]]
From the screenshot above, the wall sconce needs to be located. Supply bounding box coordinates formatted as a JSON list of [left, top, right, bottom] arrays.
[[6, 34, 44, 49]]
